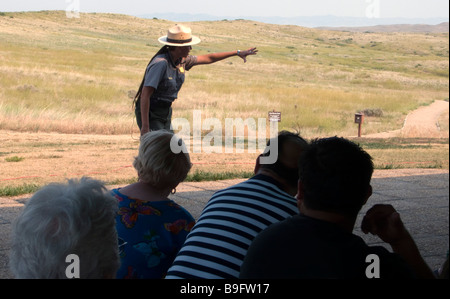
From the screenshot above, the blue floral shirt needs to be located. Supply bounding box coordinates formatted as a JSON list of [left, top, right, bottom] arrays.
[[112, 189, 195, 279]]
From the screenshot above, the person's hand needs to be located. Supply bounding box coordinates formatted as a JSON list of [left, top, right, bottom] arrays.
[[238, 47, 258, 63], [361, 204, 410, 246], [362, 204, 436, 279]]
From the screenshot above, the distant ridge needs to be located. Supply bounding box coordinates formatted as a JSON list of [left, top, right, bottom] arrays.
[[139, 13, 449, 29], [317, 22, 449, 33]]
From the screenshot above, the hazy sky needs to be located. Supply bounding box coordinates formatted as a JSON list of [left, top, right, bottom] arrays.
[[0, 0, 449, 19]]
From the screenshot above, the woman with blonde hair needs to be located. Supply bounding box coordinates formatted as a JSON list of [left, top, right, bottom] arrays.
[[112, 130, 195, 279]]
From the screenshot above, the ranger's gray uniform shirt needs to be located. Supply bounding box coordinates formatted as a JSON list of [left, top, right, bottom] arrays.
[[144, 53, 197, 105]]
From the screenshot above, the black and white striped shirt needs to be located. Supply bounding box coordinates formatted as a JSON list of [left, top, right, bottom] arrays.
[[165, 174, 298, 279]]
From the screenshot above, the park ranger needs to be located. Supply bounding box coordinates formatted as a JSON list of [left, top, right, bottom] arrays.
[[134, 24, 258, 135]]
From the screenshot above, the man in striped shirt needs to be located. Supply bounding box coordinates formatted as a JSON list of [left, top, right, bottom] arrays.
[[166, 131, 308, 279]]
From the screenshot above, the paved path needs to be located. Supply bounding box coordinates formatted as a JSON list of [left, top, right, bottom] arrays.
[[1, 169, 448, 279]]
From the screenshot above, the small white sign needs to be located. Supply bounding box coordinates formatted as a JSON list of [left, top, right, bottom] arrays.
[[268, 111, 281, 122]]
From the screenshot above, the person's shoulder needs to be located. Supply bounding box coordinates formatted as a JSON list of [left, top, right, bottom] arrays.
[[248, 174, 294, 197], [110, 188, 124, 199], [148, 55, 169, 68], [257, 214, 300, 236], [210, 177, 267, 195], [154, 54, 168, 62], [167, 200, 195, 218]]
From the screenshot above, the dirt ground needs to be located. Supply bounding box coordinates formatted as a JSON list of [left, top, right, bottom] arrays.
[[0, 130, 259, 189], [362, 100, 449, 139], [1, 100, 448, 190]]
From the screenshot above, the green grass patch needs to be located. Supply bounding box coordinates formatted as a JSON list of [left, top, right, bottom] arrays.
[[354, 137, 448, 149], [359, 142, 433, 150], [107, 170, 254, 190], [186, 170, 254, 182], [0, 183, 40, 197], [374, 162, 444, 170], [5, 156, 25, 162], [357, 138, 449, 170]]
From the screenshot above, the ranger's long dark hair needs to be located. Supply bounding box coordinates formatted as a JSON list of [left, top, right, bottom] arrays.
[[133, 46, 171, 108]]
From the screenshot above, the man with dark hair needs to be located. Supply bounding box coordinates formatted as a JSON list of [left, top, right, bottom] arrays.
[[240, 137, 435, 279], [298, 136, 374, 218], [166, 131, 309, 279]]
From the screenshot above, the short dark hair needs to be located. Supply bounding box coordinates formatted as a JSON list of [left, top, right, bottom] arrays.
[[298, 137, 374, 216], [260, 131, 309, 188]]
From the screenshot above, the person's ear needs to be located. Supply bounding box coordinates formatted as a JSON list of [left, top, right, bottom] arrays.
[[296, 180, 305, 212], [362, 185, 372, 206], [254, 155, 262, 174], [297, 180, 305, 199]]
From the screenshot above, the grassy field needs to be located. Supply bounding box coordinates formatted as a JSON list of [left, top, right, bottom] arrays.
[[0, 11, 448, 136], [0, 11, 448, 195]]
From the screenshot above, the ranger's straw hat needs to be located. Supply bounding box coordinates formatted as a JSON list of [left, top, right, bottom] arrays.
[[158, 24, 201, 47]]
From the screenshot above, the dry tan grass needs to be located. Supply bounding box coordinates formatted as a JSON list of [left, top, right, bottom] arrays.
[[0, 12, 448, 193], [1, 11, 448, 137]]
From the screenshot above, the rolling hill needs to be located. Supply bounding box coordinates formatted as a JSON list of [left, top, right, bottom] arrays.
[[317, 22, 449, 33], [0, 10, 448, 138]]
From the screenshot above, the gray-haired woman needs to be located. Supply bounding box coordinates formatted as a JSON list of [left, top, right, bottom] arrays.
[[10, 177, 120, 279]]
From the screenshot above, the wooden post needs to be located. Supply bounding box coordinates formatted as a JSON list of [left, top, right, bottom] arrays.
[[355, 113, 364, 137]]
